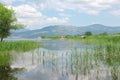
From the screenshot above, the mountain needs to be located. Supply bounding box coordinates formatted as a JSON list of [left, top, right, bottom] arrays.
[[11, 24, 120, 38], [10, 29, 29, 33]]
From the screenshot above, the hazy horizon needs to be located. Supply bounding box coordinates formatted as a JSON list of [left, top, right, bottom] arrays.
[[20, 24, 120, 30]]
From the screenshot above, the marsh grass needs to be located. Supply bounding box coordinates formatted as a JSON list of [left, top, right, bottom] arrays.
[[81, 35, 120, 67], [93, 43, 120, 80], [0, 41, 39, 52], [81, 35, 120, 44], [71, 41, 119, 80], [71, 35, 120, 80], [0, 41, 39, 66], [71, 48, 94, 80], [0, 36, 119, 80], [88, 36, 120, 80], [0, 51, 10, 66]]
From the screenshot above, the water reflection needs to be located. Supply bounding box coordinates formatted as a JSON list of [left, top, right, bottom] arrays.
[[1, 40, 120, 80], [39, 39, 87, 50], [0, 51, 25, 80], [0, 65, 17, 80], [11, 47, 120, 80]]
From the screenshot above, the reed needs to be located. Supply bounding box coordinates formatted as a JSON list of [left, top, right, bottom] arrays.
[[93, 38, 120, 80], [73, 35, 120, 80], [0, 40, 39, 66], [0, 40, 39, 52]]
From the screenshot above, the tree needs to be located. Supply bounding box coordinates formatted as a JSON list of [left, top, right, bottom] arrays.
[[0, 3, 24, 42], [84, 31, 92, 36], [99, 32, 108, 36]]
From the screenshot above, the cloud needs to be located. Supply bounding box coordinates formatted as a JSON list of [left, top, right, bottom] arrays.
[[1, 0, 120, 29], [1, 0, 120, 15], [10, 4, 68, 29], [110, 10, 120, 16], [0, 0, 16, 4], [14, 5, 42, 17], [2, 0, 120, 15], [33, 0, 120, 15], [70, 0, 120, 15]]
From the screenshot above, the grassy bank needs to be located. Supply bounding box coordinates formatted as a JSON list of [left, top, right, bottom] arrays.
[[0, 40, 39, 52], [81, 35, 120, 44], [0, 41, 39, 66], [81, 35, 120, 66]]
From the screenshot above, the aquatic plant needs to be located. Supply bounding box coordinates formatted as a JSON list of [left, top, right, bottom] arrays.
[[93, 42, 120, 80], [0, 41, 39, 52], [0, 41, 39, 66]]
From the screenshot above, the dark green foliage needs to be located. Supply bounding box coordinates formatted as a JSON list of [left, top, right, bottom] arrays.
[[84, 31, 92, 36], [99, 32, 108, 35], [0, 3, 24, 42]]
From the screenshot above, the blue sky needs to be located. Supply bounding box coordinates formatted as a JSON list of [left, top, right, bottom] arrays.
[[0, 0, 120, 29]]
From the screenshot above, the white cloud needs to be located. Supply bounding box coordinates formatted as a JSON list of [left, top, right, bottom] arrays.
[[1, 0, 120, 29], [46, 17, 66, 23], [1, 0, 120, 15], [110, 10, 120, 16], [10, 4, 68, 29], [0, 0, 16, 4], [56, 8, 64, 12], [67, 0, 120, 15], [32, 0, 120, 15], [13, 5, 42, 17]]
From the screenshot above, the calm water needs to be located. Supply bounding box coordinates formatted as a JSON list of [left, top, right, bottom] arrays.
[[0, 39, 120, 80]]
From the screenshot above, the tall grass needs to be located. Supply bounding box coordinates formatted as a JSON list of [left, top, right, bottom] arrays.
[[79, 35, 120, 80], [84, 35, 120, 80], [81, 35, 120, 44], [0, 40, 39, 52], [94, 43, 120, 80], [0, 40, 39, 66], [0, 51, 10, 66], [83, 35, 120, 67]]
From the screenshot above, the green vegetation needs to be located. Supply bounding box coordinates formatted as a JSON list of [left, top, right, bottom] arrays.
[[0, 3, 24, 42], [0, 64, 22, 80], [0, 41, 39, 52], [84, 31, 92, 36], [99, 32, 108, 36], [81, 35, 119, 44], [0, 52, 10, 66], [41, 36, 61, 39], [63, 32, 119, 80], [93, 43, 120, 80], [0, 30, 119, 79], [71, 36, 120, 80], [0, 41, 39, 66], [72, 48, 93, 80], [80, 34, 120, 80], [93, 37, 120, 80], [41, 35, 85, 41], [0, 40, 39, 80]]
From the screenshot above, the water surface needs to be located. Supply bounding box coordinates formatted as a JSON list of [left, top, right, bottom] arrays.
[[0, 39, 120, 80]]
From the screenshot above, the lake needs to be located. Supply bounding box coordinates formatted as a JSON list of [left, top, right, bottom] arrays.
[[0, 39, 120, 80]]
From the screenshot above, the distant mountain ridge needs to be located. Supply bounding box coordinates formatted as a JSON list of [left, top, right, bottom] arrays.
[[11, 24, 120, 38]]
